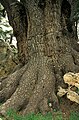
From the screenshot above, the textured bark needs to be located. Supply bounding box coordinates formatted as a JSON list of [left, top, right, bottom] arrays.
[[0, 0, 79, 116]]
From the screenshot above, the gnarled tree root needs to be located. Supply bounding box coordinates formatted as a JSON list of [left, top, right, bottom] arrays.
[[0, 56, 59, 116], [0, 53, 79, 116]]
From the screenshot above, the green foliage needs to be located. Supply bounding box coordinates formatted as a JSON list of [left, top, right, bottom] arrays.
[[0, 27, 12, 41], [6, 109, 53, 120], [69, 111, 79, 120], [0, 3, 4, 21], [25, 112, 52, 120], [73, 0, 79, 21], [54, 115, 62, 120], [0, 4, 13, 44], [52, 111, 63, 120], [0, 109, 78, 120], [6, 109, 23, 120]]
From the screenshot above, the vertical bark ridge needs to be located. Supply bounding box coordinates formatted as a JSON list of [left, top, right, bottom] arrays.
[[10, 2, 28, 64]]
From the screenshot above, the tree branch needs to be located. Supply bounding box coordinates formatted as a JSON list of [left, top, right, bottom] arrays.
[[0, 0, 17, 6], [0, 0, 28, 64], [0, 0, 17, 26], [0, 0, 17, 10]]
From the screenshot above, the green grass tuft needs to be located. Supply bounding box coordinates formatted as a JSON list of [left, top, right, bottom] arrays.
[[0, 109, 78, 120], [69, 111, 79, 120], [6, 109, 53, 120]]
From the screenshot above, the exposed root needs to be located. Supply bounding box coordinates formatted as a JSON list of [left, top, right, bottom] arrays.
[[0, 56, 59, 116], [0, 60, 38, 115], [22, 57, 59, 115], [1, 0, 79, 117], [0, 52, 79, 116], [0, 64, 28, 102], [57, 52, 79, 73]]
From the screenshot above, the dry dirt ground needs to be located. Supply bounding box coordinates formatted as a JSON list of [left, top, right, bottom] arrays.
[[57, 96, 79, 120]]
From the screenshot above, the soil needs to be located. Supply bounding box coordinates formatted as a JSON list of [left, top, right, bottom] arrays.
[[58, 96, 79, 120]]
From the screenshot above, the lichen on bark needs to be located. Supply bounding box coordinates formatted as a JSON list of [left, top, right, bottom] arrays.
[[0, 0, 79, 116]]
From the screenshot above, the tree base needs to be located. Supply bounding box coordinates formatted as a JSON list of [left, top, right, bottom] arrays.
[[0, 48, 79, 116], [0, 55, 59, 116]]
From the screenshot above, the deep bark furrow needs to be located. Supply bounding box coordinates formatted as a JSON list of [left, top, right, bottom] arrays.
[[22, 56, 59, 114], [0, 0, 79, 116]]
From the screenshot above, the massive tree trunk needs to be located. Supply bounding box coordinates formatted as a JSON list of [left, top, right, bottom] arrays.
[[0, 0, 79, 116]]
